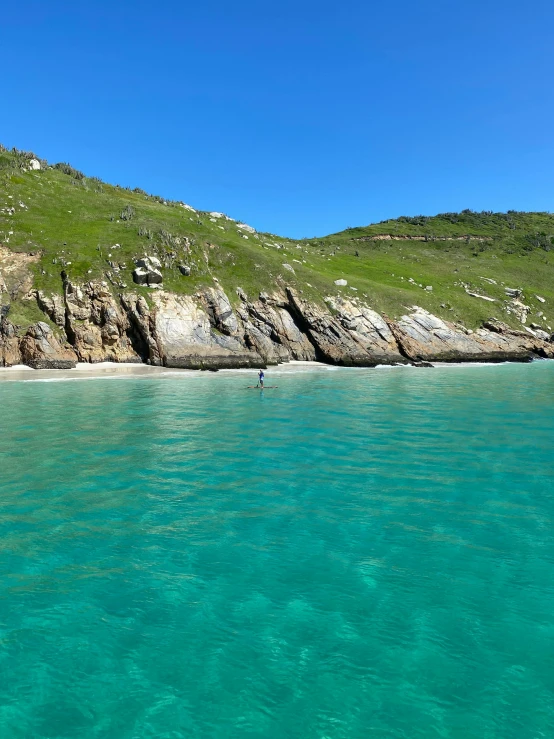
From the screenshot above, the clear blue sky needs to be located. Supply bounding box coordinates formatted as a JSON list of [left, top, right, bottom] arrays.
[[2, 0, 553, 237]]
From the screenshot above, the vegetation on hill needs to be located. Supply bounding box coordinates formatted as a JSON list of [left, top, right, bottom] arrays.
[[1, 145, 553, 333]]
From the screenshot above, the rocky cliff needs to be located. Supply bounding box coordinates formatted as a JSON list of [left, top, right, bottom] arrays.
[[3, 146, 554, 370], [1, 272, 553, 369]]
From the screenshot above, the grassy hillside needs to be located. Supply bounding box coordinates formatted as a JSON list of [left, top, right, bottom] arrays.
[[1, 145, 554, 332]]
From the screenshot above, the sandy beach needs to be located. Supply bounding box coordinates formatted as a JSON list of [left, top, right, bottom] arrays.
[[2, 358, 547, 382], [0, 360, 338, 383]]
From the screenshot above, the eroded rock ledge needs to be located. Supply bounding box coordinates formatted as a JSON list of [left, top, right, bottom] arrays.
[[1, 278, 553, 369]]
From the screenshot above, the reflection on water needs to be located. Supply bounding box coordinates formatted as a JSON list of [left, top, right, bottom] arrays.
[[0, 363, 554, 738]]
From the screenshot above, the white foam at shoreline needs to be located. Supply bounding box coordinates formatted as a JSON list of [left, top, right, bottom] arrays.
[[74, 362, 147, 370], [0, 358, 551, 384]]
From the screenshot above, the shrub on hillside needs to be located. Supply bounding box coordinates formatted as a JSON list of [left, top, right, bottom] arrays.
[[120, 204, 135, 221], [54, 162, 85, 180], [138, 226, 153, 239], [397, 215, 429, 227], [90, 177, 103, 193], [525, 232, 553, 251]]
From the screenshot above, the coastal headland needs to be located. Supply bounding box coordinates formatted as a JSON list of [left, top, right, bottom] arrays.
[[2, 146, 554, 370]]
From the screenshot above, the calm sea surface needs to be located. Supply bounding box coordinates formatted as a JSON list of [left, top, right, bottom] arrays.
[[1, 363, 553, 738]]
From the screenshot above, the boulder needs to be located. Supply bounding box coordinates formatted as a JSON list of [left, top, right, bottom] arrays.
[[466, 290, 495, 302], [133, 256, 163, 287], [334, 279, 347, 286], [237, 223, 256, 234], [133, 266, 163, 286], [178, 264, 191, 276], [506, 299, 531, 324], [136, 256, 162, 270]]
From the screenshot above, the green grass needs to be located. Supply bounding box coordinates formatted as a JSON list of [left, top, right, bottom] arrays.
[[1, 145, 554, 332], [6, 299, 57, 332]]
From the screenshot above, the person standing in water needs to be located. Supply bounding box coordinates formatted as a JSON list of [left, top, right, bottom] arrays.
[[258, 369, 265, 388]]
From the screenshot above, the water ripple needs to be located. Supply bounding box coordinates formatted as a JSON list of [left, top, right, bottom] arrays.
[[0, 363, 553, 738]]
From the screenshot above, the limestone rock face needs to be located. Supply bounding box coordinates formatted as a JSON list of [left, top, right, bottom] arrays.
[[201, 287, 239, 335], [0, 315, 21, 366], [239, 292, 316, 364], [242, 320, 292, 364], [286, 289, 398, 366], [121, 293, 163, 366], [19, 322, 77, 369], [63, 279, 140, 363], [481, 320, 554, 358], [35, 291, 66, 327], [325, 296, 407, 364], [151, 292, 261, 369], [4, 267, 553, 370], [0, 245, 39, 300], [389, 308, 554, 362], [533, 328, 551, 342]]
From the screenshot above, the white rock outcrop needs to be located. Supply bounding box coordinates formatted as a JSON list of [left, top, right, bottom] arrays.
[[237, 223, 256, 234]]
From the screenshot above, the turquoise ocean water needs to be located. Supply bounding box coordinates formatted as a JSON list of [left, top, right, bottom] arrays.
[[1, 362, 554, 738]]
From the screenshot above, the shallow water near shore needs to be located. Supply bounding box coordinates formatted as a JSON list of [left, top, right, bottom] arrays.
[[1, 362, 554, 738]]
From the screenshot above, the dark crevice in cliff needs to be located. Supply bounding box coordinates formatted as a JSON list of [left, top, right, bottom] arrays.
[[126, 316, 151, 363], [118, 295, 156, 364], [129, 325, 150, 361], [59, 271, 77, 350], [382, 315, 417, 364], [281, 300, 325, 363]]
